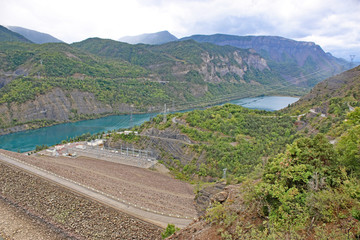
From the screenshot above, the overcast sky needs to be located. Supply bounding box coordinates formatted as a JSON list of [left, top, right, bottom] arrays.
[[1, 0, 359, 59]]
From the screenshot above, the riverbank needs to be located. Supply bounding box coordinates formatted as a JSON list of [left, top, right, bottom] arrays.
[[0, 96, 299, 153], [0, 91, 302, 137]]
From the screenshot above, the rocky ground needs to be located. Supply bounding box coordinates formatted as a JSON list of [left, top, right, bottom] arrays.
[[0, 161, 163, 239], [168, 185, 242, 240], [0, 150, 196, 218], [0, 196, 67, 240]]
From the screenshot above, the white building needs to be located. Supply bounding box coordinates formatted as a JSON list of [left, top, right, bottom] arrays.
[[87, 139, 104, 146]]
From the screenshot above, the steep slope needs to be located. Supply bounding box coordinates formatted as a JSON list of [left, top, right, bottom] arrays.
[[287, 65, 360, 113], [0, 41, 148, 88], [282, 65, 360, 139], [169, 135, 360, 239], [119, 30, 178, 45], [73, 38, 289, 87], [0, 25, 32, 43], [182, 34, 348, 87], [164, 64, 360, 240], [0, 38, 304, 133], [7, 26, 63, 44]]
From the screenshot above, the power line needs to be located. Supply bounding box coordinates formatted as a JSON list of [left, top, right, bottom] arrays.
[[109, 66, 336, 126], [160, 65, 335, 112]]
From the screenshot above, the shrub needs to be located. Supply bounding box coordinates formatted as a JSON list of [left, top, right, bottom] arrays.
[[161, 224, 180, 239]]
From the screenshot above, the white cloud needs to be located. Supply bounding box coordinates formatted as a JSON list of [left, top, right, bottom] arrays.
[[0, 0, 359, 58]]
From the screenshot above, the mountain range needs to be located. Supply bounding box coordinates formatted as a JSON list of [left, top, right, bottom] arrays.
[[0, 25, 351, 134], [0, 25, 32, 43], [182, 34, 348, 87], [7, 26, 63, 44], [119, 31, 349, 87], [119, 30, 178, 45]]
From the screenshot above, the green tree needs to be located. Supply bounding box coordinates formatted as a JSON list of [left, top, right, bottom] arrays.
[[161, 224, 179, 239], [256, 135, 344, 230]]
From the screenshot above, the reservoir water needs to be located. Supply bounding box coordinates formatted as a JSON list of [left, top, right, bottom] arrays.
[[0, 96, 298, 152]]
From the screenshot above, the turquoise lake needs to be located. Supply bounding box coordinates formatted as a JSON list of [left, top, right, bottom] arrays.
[[0, 96, 299, 152]]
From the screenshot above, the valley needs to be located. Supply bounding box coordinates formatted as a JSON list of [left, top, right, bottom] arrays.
[[0, 23, 359, 240], [0, 95, 298, 152], [0, 25, 347, 134]]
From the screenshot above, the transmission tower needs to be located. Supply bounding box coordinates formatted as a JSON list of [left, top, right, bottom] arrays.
[[163, 103, 167, 123], [222, 168, 227, 179], [130, 104, 133, 128], [350, 55, 356, 69]]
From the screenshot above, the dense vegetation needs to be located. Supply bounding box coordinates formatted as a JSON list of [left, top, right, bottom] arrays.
[[0, 25, 32, 43], [198, 68, 360, 239], [279, 65, 360, 142], [111, 65, 360, 238], [203, 109, 360, 239], [0, 38, 308, 131], [177, 105, 297, 179], [0, 41, 148, 77], [118, 104, 299, 182]]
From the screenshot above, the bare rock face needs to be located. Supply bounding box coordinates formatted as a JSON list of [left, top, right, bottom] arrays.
[[182, 34, 348, 87], [197, 51, 269, 83], [0, 88, 113, 123], [0, 87, 132, 134], [195, 182, 227, 216], [211, 191, 229, 203]]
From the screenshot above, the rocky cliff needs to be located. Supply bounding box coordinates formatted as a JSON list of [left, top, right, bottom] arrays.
[[182, 34, 348, 87], [0, 88, 132, 135]]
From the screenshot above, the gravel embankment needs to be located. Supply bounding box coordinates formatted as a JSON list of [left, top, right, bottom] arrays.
[[0, 162, 162, 239], [0, 195, 68, 240], [1, 150, 196, 218]]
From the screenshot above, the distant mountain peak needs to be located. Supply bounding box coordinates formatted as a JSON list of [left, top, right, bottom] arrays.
[[119, 30, 178, 45], [0, 25, 32, 43], [7, 26, 63, 44]]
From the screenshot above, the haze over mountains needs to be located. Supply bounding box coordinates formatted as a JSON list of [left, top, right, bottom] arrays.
[[0, 25, 32, 43], [7, 26, 63, 44], [119, 30, 178, 45]]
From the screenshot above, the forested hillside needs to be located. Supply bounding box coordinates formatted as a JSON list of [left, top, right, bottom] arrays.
[[107, 66, 360, 239], [284, 65, 360, 139], [0, 25, 32, 43], [0, 38, 305, 133], [7, 26, 63, 44]]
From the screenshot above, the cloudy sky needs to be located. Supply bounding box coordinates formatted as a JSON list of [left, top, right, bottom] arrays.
[[1, 0, 359, 59]]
